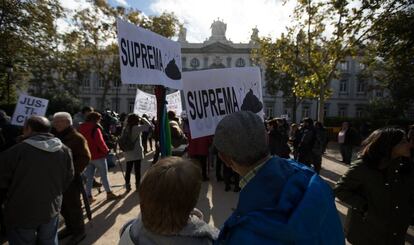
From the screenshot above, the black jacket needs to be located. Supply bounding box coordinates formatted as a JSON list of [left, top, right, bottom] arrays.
[[0, 121, 21, 152], [298, 127, 315, 154], [342, 128, 360, 146], [313, 127, 328, 155], [0, 133, 74, 228], [268, 127, 290, 158], [334, 158, 414, 245]]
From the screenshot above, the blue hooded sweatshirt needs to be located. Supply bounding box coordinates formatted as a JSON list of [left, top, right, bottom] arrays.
[[215, 156, 345, 245]]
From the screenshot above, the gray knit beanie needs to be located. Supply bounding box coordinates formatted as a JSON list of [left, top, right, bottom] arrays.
[[213, 111, 268, 166]]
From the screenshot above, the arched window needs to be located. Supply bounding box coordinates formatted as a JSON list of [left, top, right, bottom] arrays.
[[190, 58, 200, 69]]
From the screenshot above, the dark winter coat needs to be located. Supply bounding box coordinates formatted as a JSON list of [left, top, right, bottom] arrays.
[[297, 126, 316, 164], [0, 121, 21, 152], [291, 129, 302, 151], [55, 126, 91, 175], [268, 127, 291, 158], [298, 127, 315, 154], [313, 127, 328, 156], [334, 158, 414, 245], [342, 128, 360, 146], [0, 133, 74, 229]]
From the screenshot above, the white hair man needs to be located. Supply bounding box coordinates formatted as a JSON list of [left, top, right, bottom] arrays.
[[52, 112, 91, 244]]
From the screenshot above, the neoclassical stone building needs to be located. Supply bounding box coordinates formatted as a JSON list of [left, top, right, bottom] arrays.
[[79, 19, 385, 121]]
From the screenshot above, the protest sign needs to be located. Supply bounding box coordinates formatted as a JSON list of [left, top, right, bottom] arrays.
[[133, 89, 183, 119], [166, 91, 182, 117], [11, 94, 49, 126], [133, 89, 157, 118], [182, 67, 263, 139], [117, 18, 182, 89], [280, 114, 289, 120]]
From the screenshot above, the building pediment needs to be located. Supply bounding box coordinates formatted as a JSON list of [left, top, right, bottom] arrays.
[[201, 42, 236, 53], [181, 41, 252, 54]]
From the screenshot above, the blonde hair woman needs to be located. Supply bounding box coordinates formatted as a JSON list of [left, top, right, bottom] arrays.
[[119, 157, 218, 244]]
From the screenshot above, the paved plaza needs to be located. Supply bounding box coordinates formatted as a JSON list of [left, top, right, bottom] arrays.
[[1, 143, 414, 245]]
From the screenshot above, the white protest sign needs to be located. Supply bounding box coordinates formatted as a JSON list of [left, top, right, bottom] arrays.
[[166, 91, 182, 117], [133, 89, 183, 119], [280, 114, 289, 120], [133, 89, 157, 118], [182, 67, 263, 139], [11, 94, 49, 126], [117, 18, 182, 89]]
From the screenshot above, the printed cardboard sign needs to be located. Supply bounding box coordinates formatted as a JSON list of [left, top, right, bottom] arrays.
[[280, 114, 289, 120], [166, 91, 182, 117], [133, 89, 183, 119], [133, 89, 157, 119], [117, 18, 182, 89], [182, 67, 263, 139], [11, 94, 49, 126]]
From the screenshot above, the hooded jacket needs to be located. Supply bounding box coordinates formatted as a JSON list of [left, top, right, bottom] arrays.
[[119, 214, 219, 245], [79, 122, 109, 160], [215, 156, 345, 245], [0, 133, 74, 228]]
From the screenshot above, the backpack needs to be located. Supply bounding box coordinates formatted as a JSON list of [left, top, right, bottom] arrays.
[[118, 128, 138, 152], [91, 125, 117, 150]]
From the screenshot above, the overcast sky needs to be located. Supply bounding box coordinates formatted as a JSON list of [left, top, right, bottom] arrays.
[[59, 0, 297, 43]]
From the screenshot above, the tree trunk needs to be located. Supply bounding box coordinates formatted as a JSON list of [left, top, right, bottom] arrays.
[[292, 94, 297, 123], [100, 81, 110, 111], [307, 0, 312, 63], [318, 84, 325, 123]]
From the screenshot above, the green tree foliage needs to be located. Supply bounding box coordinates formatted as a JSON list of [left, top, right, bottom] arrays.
[[0, 0, 64, 106], [0, 0, 79, 112], [253, 32, 309, 122], [364, 7, 414, 118], [66, 0, 180, 110], [255, 0, 413, 122], [0, 0, 180, 114]]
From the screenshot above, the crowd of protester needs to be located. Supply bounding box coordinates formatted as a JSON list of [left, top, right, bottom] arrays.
[[1, 106, 414, 245]]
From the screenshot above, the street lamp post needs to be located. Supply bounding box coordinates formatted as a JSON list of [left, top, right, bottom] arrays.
[[6, 64, 13, 105]]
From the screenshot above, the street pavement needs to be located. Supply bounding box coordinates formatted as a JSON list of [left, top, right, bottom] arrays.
[[2, 143, 414, 244]]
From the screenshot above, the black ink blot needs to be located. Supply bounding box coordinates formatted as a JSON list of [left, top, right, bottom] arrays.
[[165, 59, 181, 80], [241, 89, 263, 113]]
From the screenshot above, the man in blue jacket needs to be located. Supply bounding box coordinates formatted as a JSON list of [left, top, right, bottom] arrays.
[[213, 111, 344, 245]]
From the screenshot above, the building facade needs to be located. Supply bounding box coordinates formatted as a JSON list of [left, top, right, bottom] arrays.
[[79, 20, 384, 121]]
